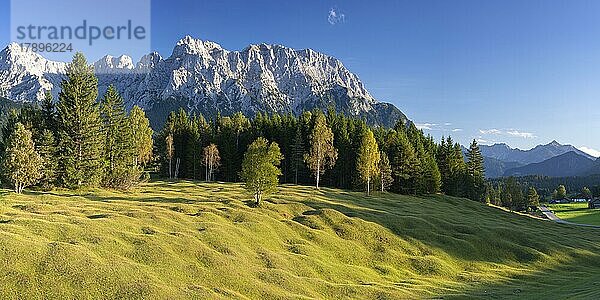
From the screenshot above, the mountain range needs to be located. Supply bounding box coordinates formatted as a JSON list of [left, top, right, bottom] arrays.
[[2, 36, 599, 179], [0, 36, 406, 128], [472, 141, 600, 178]]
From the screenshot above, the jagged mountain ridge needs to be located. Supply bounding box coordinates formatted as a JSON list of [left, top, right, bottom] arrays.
[[0, 36, 407, 128]]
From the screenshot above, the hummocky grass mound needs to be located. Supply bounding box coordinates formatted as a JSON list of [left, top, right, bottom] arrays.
[[0, 181, 599, 299]]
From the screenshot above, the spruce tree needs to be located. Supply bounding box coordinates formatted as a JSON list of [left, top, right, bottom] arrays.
[[377, 151, 394, 192], [467, 139, 486, 201], [100, 85, 139, 189], [56, 53, 104, 188], [291, 124, 305, 185], [36, 129, 58, 190], [41, 91, 57, 132], [2, 123, 42, 193], [422, 152, 442, 194], [387, 129, 419, 194]]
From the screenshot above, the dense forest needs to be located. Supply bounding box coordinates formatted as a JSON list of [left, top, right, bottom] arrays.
[[0, 52, 550, 211], [489, 175, 600, 200]]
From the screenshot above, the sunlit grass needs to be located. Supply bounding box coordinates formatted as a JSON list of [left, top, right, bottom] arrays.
[[0, 181, 599, 298], [548, 202, 600, 226]]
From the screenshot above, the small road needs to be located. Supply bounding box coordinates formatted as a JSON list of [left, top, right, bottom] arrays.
[[540, 205, 600, 228]]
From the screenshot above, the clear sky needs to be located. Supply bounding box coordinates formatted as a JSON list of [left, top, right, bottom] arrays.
[[1, 0, 600, 155]]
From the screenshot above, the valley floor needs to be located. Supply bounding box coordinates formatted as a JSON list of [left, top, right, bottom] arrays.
[[0, 181, 600, 299], [547, 202, 600, 226]]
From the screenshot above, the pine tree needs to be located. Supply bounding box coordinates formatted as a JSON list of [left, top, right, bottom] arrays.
[[240, 137, 283, 205], [99, 86, 139, 189], [467, 139, 485, 177], [356, 129, 380, 195], [377, 151, 393, 192], [291, 124, 305, 185], [305, 113, 337, 189], [386, 129, 419, 194], [466, 139, 486, 201], [422, 152, 442, 194], [56, 53, 104, 188], [231, 112, 250, 152], [41, 91, 57, 132], [2, 123, 42, 193], [36, 129, 58, 190]]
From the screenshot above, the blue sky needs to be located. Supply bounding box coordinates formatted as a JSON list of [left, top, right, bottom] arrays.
[[1, 0, 600, 155]]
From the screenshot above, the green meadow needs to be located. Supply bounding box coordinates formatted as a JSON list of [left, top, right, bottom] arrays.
[[0, 181, 599, 299], [548, 202, 600, 226]]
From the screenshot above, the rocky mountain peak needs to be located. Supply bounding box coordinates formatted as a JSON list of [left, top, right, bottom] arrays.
[[0, 36, 406, 128], [94, 55, 134, 74]]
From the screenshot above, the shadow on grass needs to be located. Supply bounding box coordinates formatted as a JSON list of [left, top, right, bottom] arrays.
[[446, 250, 600, 298], [289, 189, 600, 297], [298, 188, 600, 264]]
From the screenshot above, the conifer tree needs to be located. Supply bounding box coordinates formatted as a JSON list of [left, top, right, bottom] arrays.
[[422, 153, 442, 194], [291, 124, 305, 185], [467, 139, 485, 177], [36, 129, 58, 190], [56, 53, 104, 188], [466, 139, 486, 201], [356, 129, 380, 195], [2, 123, 42, 193], [305, 113, 337, 189], [377, 151, 394, 192], [41, 91, 57, 132], [231, 112, 250, 151], [387, 129, 420, 194], [99, 86, 139, 189], [240, 137, 283, 205]]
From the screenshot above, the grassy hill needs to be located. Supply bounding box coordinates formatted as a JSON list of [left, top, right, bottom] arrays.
[[0, 181, 600, 299]]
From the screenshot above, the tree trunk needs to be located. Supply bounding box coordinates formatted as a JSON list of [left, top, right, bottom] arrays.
[[316, 158, 321, 190], [367, 177, 370, 195], [169, 158, 172, 179]]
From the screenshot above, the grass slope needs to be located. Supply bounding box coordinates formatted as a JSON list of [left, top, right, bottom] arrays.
[[548, 202, 600, 226], [0, 181, 599, 299]]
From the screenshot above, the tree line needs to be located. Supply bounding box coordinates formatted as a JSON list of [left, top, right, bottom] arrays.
[[0, 53, 153, 193], [155, 106, 488, 201], [0, 52, 489, 204]]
